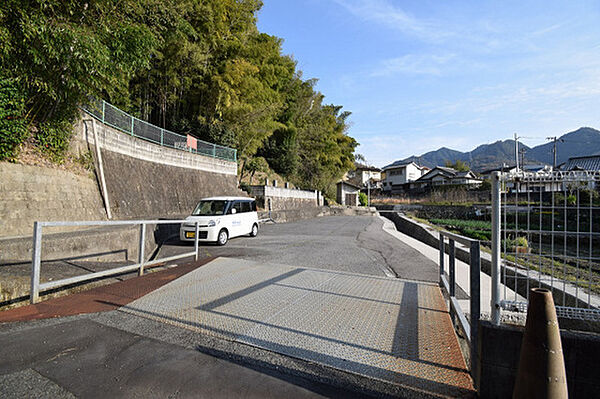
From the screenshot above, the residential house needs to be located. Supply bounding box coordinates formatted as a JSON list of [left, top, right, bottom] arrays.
[[410, 167, 482, 190], [381, 161, 427, 193], [336, 181, 361, 206], [563, 155, 600, 172], [346, 163, 382, 188]]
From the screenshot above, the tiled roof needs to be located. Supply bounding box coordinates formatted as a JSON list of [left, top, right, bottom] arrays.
[[564, 155, 600, 171]]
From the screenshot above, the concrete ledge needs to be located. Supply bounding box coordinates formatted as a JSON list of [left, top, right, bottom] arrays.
[[478, 320, 600, 399]]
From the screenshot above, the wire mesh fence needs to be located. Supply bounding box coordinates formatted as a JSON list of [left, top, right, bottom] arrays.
[[82, 99, 237, 162], [497, 170, 600, 321]]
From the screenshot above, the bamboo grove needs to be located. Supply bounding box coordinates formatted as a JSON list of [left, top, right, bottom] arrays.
[[0, 0, 357, 198]]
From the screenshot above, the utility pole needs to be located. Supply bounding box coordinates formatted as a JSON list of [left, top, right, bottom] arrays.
[[546, 136, 564, 170], [519, 148, 527, 171], [514, 133, 520, 171]]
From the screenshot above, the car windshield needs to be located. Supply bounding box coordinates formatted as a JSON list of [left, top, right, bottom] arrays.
[[192, 200, 227, 216]]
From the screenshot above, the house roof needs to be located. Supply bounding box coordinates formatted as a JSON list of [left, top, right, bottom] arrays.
[[382, 160, 423, 171], [479, 165, 517, 174], [564, 155, 600, 171], [417, 166, 458, 181], [337, 180, 362, 190], [354, 163, 381, 172]]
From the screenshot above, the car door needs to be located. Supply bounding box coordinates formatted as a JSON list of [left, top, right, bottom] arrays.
[[240, 200, 253, 234], [229, 201, 243, 237]]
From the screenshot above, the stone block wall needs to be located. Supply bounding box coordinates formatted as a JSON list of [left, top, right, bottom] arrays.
[[0, 163, 106, 238]]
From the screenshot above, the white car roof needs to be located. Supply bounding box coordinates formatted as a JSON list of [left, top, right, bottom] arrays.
[[200, 196, 253, 201]]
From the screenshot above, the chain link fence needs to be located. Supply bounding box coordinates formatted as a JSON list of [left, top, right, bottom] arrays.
[[82, 99, 237, 162], [493, 171, 600, 322]]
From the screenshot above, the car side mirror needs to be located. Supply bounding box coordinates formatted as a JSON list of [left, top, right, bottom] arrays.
[[231, 208, 237, 214]]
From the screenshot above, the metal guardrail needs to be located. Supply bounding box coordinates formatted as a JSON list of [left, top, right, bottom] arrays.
[[438, 230, 481, 385], [81, 99, 237, 162], [30, 220, 201, 304]]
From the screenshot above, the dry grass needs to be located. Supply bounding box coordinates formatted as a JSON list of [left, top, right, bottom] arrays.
[[11, 135, 94, 178]]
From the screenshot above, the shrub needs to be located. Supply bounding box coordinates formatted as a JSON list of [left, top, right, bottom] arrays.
[[0, 75, 27, 161], [359, 192, 368, 206], [35, 116, 74, 163]]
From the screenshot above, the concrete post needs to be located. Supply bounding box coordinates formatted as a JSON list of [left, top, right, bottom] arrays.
[[265, 178, 269, 186], [90, 119, 112, 220], [273, 180, 278, 187], [285, 182, 290, 189]]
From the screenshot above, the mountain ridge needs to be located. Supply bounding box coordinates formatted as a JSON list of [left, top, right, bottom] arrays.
[[392, 127, 600, 172]]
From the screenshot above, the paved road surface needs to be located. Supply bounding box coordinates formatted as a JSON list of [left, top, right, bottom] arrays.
[[162, 215, 438, 282], [0, 214, 473, 398]]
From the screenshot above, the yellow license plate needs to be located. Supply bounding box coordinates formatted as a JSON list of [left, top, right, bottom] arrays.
[[185, 232, 195, 238]]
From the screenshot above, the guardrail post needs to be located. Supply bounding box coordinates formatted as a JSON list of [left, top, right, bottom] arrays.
[[491, 172, 502, 325], [470, 240, 481, 388], [160, 129, 164, 146], [212, 144, 216, 158], [130, 115, 134, 136], [449, 239, 456, 322], [439, 233, 445, 282], [30, 222, 42, 304], [194, 221, 199, 261], [102, 100, 105, 124], [138, 223, 146, 276]]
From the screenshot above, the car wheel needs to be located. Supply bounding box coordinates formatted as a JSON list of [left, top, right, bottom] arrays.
[[216, 229, 228, 246], [250, 223, 258, 237]]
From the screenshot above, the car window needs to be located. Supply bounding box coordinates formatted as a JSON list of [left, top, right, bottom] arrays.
[[250, 200, 257, 211], [241, 201, 252, 213], [229, 201, 242, 214], [192, 200, 226, 216]]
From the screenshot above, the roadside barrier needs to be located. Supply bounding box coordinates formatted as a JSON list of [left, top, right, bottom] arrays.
[[30, 219, 200, 304]]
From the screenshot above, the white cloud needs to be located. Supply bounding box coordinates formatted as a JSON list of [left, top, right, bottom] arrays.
[[370, 53, 455, 77], [331, 0, 451, 42]]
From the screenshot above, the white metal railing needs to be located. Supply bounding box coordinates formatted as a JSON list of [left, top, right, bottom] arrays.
[[30, 219, 201, 304], [438, 229, 481, 385]]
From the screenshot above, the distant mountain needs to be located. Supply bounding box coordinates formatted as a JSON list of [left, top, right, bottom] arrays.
[[402, 147, 466, 169], [393, 127, 600, 172], [399, 140, 529, 171], [525, 127, 600, 166]]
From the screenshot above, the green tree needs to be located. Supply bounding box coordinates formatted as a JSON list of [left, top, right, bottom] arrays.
[[445, 160, 470, 172]]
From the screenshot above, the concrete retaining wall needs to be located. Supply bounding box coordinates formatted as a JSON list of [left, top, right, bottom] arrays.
[[248, 185, 320, 211], [74, 115, 237, 175], [376, 203, 489, 220], [99, 150, 243, 219], [478, 321, 600, 398], [258, 206, 377, 223], [1, 113, 243, 263], [0, 163, 107, 238]]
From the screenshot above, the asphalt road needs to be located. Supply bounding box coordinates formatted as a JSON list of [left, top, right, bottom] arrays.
[[160, 215, 438, 282], [0, 315, 365, 399]]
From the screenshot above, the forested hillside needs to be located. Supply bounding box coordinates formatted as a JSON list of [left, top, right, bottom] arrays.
[[0, 0, 356, 198]]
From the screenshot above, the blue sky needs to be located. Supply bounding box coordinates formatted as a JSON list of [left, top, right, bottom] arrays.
[[257, 0, 600, 167]]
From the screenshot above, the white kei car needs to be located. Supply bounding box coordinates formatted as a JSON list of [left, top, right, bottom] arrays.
[[179, 197, 259, 246]]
